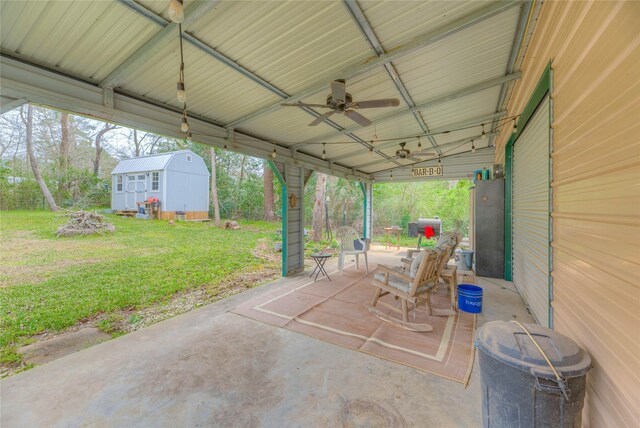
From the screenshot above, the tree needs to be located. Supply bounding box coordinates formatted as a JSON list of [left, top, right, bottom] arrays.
[[92, 122, 118, 176], [210, 147, 221, 226], [20, 105, 58, 211], [310, 173, 326, 241], [263, 161, 275, 221]]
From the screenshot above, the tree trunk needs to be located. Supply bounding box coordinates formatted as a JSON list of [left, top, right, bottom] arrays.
[[93, 123, 117, 176], [133, 129, 141, 156], [263, 161, 275, 221], [310, 173, 326, 241], [21, 105, 58, 211], [58, 112, 71, 193], [210, 147, 221, 226]]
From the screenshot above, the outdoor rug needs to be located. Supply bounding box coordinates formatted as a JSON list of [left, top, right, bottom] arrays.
[[232, 264, 476, 384]]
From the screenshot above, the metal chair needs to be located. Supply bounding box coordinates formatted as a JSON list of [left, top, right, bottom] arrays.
[[335, 226, 369, 274]]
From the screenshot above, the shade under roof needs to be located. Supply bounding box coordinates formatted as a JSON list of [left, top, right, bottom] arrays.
[[0, 0, 532, 182]]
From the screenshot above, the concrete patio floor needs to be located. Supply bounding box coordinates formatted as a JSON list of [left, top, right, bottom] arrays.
[[0, 249, 534, 427]]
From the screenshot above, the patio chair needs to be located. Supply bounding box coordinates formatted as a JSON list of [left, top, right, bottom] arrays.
[[401, 231, 462, 314], [369, 246, 449, 332], [336, 226, 369, 274]]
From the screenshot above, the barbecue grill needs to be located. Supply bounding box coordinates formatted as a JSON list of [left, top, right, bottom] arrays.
[[413, 218, 442, 249]]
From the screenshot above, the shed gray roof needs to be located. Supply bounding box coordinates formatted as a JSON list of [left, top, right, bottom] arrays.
[[111, 150, 193, 174]]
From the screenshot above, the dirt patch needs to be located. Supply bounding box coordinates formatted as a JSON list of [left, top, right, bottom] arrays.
[[19, 327, 111, 365]]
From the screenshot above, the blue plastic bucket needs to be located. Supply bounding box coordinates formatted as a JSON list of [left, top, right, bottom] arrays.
[[458, 284, 483, 313]]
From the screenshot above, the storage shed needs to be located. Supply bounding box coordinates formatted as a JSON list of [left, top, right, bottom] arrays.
[[111, 150, 209, 220]]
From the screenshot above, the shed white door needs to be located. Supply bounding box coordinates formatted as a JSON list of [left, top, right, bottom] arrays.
[[512, 95, 551, 327], [125, 175, 147, 210]]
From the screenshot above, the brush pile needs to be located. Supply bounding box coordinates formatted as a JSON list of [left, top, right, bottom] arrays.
[[56, 210, 116, 237]]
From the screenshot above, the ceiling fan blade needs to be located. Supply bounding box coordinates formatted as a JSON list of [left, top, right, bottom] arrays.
[[414, 151, 436, 157], [354, 98, 401, 108], [407, 156, 422, 162], [331, 80, 346, 103], [308, 110, 336, 126], [344, 109, 372, 127], [281, 102, 330, 108]]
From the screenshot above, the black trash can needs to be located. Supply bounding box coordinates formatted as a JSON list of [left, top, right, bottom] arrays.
[[475, 321, 592, 428]]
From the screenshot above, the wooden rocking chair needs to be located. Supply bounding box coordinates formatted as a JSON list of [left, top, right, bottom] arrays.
[[401, 231, 462, 315], [369, 247, 449, 332]]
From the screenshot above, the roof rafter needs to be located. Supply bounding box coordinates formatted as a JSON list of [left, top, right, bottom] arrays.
[[296, 73, 520, 151], [322, 111, 507, 163], [352, 132, 499, 170], [112, 0, 400, 166], [226, 0, 520, 129], [101, 0, 222, 88], [342, 0, 442, 155]]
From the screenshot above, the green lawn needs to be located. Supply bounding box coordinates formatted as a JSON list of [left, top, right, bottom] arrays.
[[0, 211, 280, 369]]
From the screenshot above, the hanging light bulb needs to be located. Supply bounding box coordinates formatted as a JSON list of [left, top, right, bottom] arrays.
[[471, 140, 476, 154], [480, 124, 487, 142], [186, 131, 192, 143], [271, 145, 277, 159], [512, 117, 518, 134], [417, 136, 422, 148], [438, 157, 442, 166], [371, 176, 375, 182], [177, 81, 186, 103], [322, 143, 326, 160], [180, 117, 189, 133], [390, 173, 393, 180], [168, 0, 184, 23]]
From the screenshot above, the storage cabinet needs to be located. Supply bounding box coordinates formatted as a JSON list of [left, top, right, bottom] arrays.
[[470, 180, 504, 278]]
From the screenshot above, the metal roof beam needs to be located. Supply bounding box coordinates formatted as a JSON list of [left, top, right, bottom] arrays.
[[227, 0, 520, 129], [115, 0, 399, 166], [1, 55, 371, 182], [101, 0, 221, 88], [322, 111, 506, 163], [342, 0, 442, 155], [294, 73, 519, 150], [351, 132, 499, 169], [0, 96, 27, 114]]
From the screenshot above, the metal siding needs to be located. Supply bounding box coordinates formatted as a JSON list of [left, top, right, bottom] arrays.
[[284, 165, 304, 275], [512, 96, 550, 327], [373, 149, 495, 182], [392, 7, 519, 104], [0, 0, 160, 82], [165, 151, 209, 176], [164, 169, 209, 213], [189, 1, 372, 96], [495, 1, 640, 425], [111, 152, 174, 174]]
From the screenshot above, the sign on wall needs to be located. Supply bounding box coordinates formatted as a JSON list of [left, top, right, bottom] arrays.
[[411, 166, 443, 177]]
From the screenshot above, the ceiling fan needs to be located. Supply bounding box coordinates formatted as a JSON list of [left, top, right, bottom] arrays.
[[281, 79, 400, 126], [393, 142, 435, 162]]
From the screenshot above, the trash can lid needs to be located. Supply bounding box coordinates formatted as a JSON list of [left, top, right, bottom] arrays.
[[475, 321, 591, 379]]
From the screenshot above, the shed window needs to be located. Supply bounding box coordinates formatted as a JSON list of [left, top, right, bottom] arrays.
[[128, 175, 136, 181], [116, 175, 123, 192], [186, 155, 192, 162], [138, 174, 145, 180], [152, 172, 159, 191]]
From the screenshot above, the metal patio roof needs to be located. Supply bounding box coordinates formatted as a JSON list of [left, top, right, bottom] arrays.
[[0, 0, 538, 182]]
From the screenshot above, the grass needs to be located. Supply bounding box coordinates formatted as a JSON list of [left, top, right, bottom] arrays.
[[371, 233, 437, 249], [0, 211, 280, 369]]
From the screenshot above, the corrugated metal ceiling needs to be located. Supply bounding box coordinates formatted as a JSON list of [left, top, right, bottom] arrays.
[[0, 0, 524, 180]]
